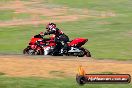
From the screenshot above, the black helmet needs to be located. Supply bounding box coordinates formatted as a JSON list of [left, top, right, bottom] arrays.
[[46, 23, 56, 30]]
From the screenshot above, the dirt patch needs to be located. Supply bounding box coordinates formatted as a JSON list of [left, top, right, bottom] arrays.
[[0, 15, 84, 27], [0, 55, 131, 78], [0, 0, 116, 27], [0, 0, 87, 27]]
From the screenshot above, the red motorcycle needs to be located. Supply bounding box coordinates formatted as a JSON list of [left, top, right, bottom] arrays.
[[66, 38, 91, 57], [23, 34, 91, 57], [23, 34, 55, 55]]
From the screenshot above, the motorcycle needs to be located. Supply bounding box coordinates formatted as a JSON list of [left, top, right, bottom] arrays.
[[23, 34, 55, 55], [65, 38, 91, 57], [23, 34, 91, 57]]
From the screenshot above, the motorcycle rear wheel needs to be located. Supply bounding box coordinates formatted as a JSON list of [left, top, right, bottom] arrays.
[[79, 47, 91, 57]]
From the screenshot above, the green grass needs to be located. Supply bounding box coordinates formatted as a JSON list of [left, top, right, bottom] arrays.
[[0, 25, 44, 54], [0, 1, 132, 88], [0, 0, 132, 60], [44, 0, 132, 60], [59, 18, 132, 60], [0, 10, 14, 21], [0, 0, 12, 3], [13, 13, 31, 20], [0, 10, 31, 21], [0, 76, 131, 88], [0, 17, 132, 60], [47, 0, 132, 13], [90, 71, 119, 74]]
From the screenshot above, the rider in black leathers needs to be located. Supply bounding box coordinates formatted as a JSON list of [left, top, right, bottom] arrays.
[[44, 23, 69, 55]]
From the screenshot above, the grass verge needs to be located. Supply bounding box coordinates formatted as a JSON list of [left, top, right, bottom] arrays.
[[0, 76, 131, 88]]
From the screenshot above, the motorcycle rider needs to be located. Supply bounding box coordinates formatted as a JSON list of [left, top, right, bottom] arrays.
[[44, 22, 69, 55]]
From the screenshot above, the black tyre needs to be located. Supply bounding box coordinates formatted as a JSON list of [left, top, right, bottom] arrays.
[[23, 46, 30, 54], [84, 49, 91, 57], [28, 49, 35, 55], [79, 47, 91, 57]]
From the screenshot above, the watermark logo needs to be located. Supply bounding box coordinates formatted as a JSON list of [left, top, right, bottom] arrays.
[[76, 66, 131, 85]]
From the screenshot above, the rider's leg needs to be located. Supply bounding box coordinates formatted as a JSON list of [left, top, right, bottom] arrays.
[[52, 37, 62, 55]]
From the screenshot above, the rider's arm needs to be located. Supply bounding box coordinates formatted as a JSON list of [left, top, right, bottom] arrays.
[[34, 34, 43, 38]]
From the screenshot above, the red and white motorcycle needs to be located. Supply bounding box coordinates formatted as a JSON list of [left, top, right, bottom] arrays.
[[23, 34, 91, 57]]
